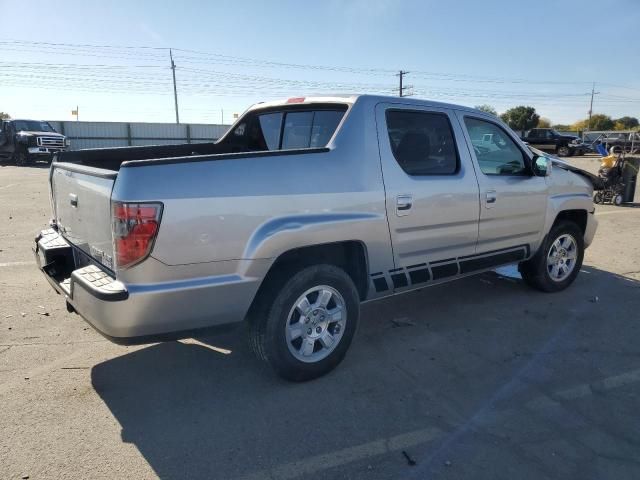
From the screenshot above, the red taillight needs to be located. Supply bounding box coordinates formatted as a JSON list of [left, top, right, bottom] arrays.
[[286, 97, 305, 104], [112, 202, 162, 269]]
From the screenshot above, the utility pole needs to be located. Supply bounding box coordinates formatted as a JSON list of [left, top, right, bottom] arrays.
[[587, 82, 600, 131], [221, 108, 224, 124], [170, 49, 180, 124], [396, 70, 413, 97]]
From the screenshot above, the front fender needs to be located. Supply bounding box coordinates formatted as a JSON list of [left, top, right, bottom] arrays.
[[540, 192, 594, 250]]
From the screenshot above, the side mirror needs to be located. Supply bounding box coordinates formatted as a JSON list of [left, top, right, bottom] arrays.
[[532, 155, 551, 177]]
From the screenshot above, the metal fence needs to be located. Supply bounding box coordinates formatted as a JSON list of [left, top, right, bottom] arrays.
[[46, 121, 230, 150]]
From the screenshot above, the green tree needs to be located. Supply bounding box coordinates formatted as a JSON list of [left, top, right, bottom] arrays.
[[474, 104, 497, 116], [537, 117, 552, 128], [573, 114, 614, 131], [614, 116, 639, 130], [552, 124, 572, 131], [500, 106, 539, 134], [0, 112, 10, 120]]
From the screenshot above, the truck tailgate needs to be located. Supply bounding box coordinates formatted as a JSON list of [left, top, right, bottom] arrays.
[[51, 163, 116, 269]]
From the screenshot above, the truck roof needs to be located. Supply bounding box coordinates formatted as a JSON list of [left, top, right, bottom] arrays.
[[7, 118, 48, 122], [247, 94, 485, 116]]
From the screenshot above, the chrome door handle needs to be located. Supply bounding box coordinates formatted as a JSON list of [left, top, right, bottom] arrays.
[[69, 193, 78, 207], [485, 190, 497, 207], [396, 195, 413, 216]]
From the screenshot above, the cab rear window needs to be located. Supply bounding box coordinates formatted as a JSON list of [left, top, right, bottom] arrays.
[[228, 105, 346, 152]]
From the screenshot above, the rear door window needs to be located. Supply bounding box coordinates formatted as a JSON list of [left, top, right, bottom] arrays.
[[386, 110, 459, 175]]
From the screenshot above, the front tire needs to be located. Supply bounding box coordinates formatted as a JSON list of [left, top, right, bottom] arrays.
[[14, 151, 29, 166], [248, 264, 360, 381], [557, 146, 570, 157], [519, 221, 584, 292]]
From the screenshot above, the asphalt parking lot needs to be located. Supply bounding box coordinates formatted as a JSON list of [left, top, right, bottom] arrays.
[[1, 156, 640, 480]]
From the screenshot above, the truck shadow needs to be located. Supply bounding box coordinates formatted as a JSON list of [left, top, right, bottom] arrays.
[[91, 265, 640, 479]]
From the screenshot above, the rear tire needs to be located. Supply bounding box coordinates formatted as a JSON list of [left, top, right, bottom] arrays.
[[247, 264, 359, 381], [519, 221, 584, 293]]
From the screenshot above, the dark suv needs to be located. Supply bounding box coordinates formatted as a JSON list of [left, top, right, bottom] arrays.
[[521, 128, 585, 157], [0, 119, 69, 165]]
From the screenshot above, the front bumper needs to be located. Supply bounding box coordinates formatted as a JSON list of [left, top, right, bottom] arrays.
[[28, 147, 66, 155], [34, 228, 258, 344]]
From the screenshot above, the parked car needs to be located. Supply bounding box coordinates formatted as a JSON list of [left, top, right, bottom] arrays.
[[521, 128, 586, 157], [0, 119, 69, 165], [34, 95, 598, 381]]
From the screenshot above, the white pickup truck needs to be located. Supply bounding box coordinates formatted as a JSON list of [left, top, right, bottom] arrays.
[[35, 95, 598, 381]]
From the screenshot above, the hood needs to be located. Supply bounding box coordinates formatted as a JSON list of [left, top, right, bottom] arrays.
[[529, 146, 603, 190], [16, 130, 64, 137], [551, 158, 603, 190]]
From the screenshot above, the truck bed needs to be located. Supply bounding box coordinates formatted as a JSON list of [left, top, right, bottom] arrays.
[[53, 141, 231, 171]]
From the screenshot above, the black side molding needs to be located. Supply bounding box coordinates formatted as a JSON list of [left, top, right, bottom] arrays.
[[370, 245, 529, 292]]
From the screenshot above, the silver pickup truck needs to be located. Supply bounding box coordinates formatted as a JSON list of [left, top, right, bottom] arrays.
[[35, 94, 598, 381]]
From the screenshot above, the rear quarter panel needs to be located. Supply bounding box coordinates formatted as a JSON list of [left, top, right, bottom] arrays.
[[112, 98, 394, 290]]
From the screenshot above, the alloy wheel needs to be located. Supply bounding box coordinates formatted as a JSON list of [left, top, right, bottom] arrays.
[[546, 234, 578, 282], [285, 285, 346, 363]]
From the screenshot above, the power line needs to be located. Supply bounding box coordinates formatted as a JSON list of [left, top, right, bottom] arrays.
[[3, 38, 640, 121], [1, 67, 631, 101], [5, 38, 637, 89]]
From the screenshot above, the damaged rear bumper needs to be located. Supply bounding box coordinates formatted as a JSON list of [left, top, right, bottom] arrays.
[[34, 228, 255, 344]]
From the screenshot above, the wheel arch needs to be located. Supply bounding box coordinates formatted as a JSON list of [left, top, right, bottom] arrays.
[[537, 191, 593, 256], [552, 209, 588, 235], [247, 240, 370, 321]]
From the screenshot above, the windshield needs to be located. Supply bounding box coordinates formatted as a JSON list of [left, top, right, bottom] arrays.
[[13, 120, 56, 132]]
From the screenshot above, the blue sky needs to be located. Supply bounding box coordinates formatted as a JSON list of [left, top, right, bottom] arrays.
[[1, 0, 639, 124]]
